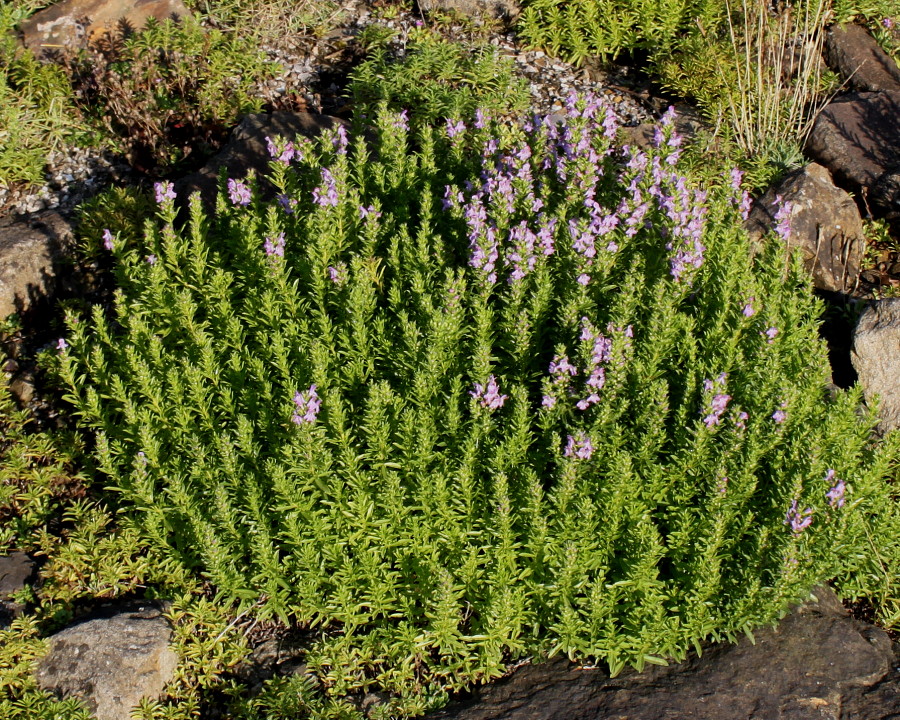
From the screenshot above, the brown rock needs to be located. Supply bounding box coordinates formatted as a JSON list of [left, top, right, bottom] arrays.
[[19, 0, 191, 58], [174, 112, 349, 215], [852, 297, 900, 434], [805, 90, 900, 191], [36, 603, 178, 720], [429, 586, 897, 720], [418, 0, 520, 21], [745, 163, 866, 293], [0, 211, 75, 323], [824, 24, 900, 94]]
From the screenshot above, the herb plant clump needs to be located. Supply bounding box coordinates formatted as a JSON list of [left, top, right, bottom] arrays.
[[56, 97, 890, 708]]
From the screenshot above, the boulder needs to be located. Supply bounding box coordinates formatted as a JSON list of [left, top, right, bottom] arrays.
[[429, 586, 898, 720], [805, 91, 900, 208], [851, 297, 900, 434], [418, 0, 520, 21], [36, 602, 178, 720], [18, 0, 191, 58], [0, 551, 36, 627], [0, 211, 76, 324], [744, 163, 866, 293], [174, 111, 349, 216], [824, 24, 900, 94]]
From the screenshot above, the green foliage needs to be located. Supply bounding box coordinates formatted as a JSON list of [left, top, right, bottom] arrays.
[[517, 0, 724, 64], [65, 15, 275, 173], [187, 0, 348, 41], [0, 3, 87, 188], [54, 100, 894, 710], [349, 30, 530, 127], [653, 0, 832, 182], [76, 186, 156, 258], [0, 386, 87, 552], [830, 432, 900, 629]]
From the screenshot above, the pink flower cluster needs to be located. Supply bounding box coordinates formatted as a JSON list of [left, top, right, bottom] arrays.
[[292, 385, 321, 425], [564, 431, 594, 460], [471, 375, 507, 411]]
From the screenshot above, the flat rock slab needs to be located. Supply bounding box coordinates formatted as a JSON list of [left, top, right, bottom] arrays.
[[852, 297, 900, 434], [19, 0, 191, 57], [805, 90, 900, 194], [36, 602, 178, 720], [745, 162, 865, 293], [0, 211, 75, 323], [824, 24, 900, 94], [430, 587, 899, 720]]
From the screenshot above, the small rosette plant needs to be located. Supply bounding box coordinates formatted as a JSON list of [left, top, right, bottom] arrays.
[[54, 95, 893, 710]]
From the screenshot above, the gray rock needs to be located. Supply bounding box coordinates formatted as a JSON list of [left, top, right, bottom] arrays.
[[745, 163, 866, 293], [824, 24, 900, 94], [0, 551, 34, 599], [35, 603, 178, 720], [174, 112, 348, 216], [852, 297, 900, 434], [0, 551, 36, 627], [805, 91, 900, 191], [429, 586, 898, 720], [0, 211, 75, 323], [418, 0, 520, 21], [19, 0, 191, 59]]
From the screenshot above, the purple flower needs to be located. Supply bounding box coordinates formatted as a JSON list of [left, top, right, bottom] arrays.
[[542, 394, 557, 409], [277, 194, 296, 214], [333, 125, 349, 154], [56, 338, 68, 352], [764, 327, 778, 343], [704, 393, 731, 428], [266, 135, 297, 164], [734, 410, 748, 430], [785, 500, 813, 534], [264, 232, 286, 258], [328, 264, 347, 284], [549, 355, 578, 378], [471, 375, 507, 411], [102, 228, 114, 251], [883, 17, 895, 29], [146, 254, 157, 265], [825, 469, 846, 509], [772, 408, 787, 424], [154, 181, 176, 204], [312, 168, 339, 207], [359, 204, 381, 220], [391, 110, 409, 132], [292, 385, 321, 425], [773, 195, 793, 240], [742, 298, 756, 317], [577, 273, 591, 286], [446, 118, 465, 138], [564, 431, 594, 460], [701, 374, 731, 427], [228, 179, 251, 206]]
